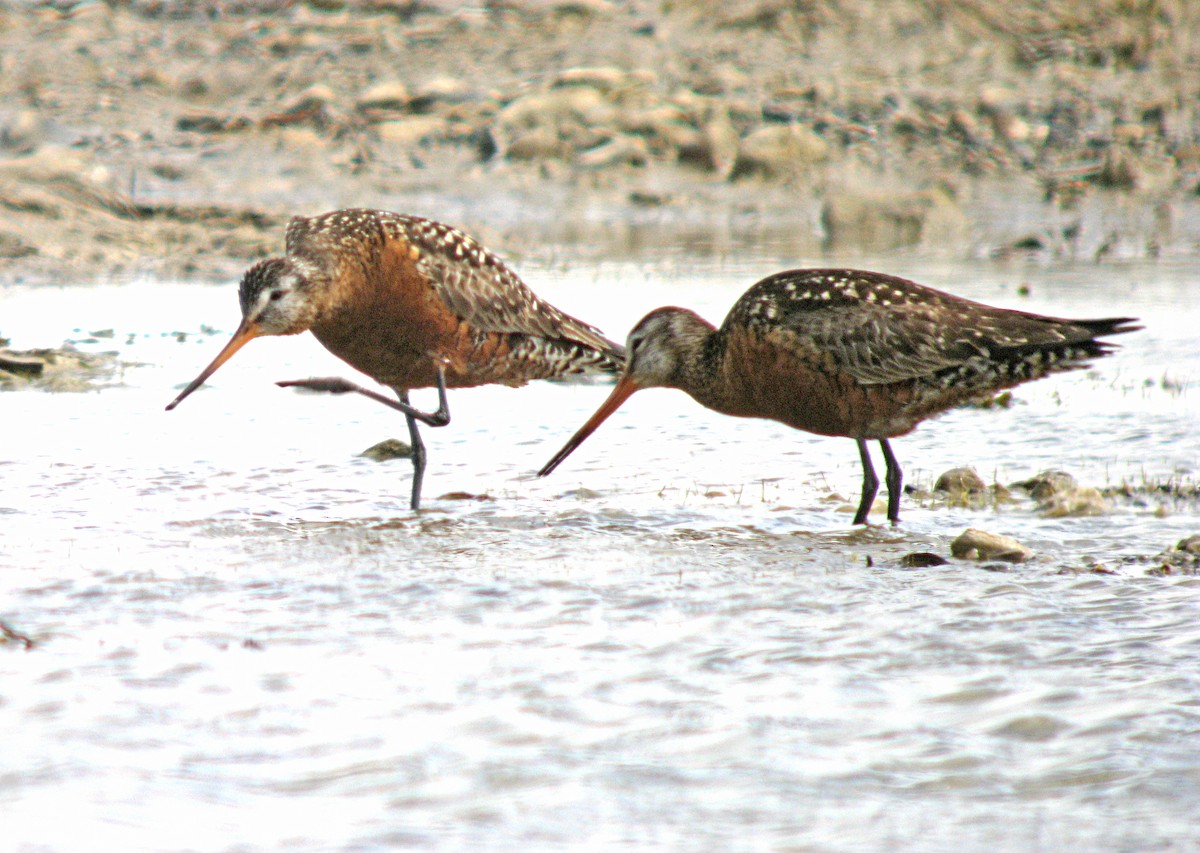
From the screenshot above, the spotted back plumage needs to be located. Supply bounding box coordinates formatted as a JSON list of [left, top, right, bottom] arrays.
[[282, 208, 624, 378], [723, 268, 1138, 394]]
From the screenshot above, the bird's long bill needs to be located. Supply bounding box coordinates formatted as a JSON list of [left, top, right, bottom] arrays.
[[537, 374, 641, 477], [165, 318, 262, 411]]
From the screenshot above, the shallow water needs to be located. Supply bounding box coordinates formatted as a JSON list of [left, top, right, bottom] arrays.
[[2, 257, 1199, 851]]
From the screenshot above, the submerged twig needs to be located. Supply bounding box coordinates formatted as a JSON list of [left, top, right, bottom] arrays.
[[0, 619, 34, 650]]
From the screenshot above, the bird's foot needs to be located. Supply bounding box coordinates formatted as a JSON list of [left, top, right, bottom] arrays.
[[278, 373, 451, 427], [276, 377, 361, 395]]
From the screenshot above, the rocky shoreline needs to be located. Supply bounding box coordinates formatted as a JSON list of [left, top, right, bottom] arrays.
[[0, 0, 1197, 284]]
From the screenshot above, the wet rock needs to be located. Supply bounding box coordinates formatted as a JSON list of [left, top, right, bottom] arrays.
[[578, 135, 648, 168], [1177, 535, 1200, 555], [495, 87, 616, 157], [359, 438, 412, 461], [933, 467, 991, 510], [550, 0, 616, 18], [557, 487, 602, 500], [177, 112, 253, 134], [900, 552, 949, 568], [820, 187, 967, 251], [408, 77, 473, 113], [150, 162, 186, 182], [620, 105, 695, 152], [0, 147, 132, 217], [355, 81, 411, 116], [497, 86, 610, 131], [689, 61, 750, 97], [950, 528, 1033, 563], [553, 66, 637, 95], [716, 2, 792, 30], [375, 116, 449, 147], [1, 109, 46, 153], [994, 233, 1047, 256], [988, 109, 1033, 146], [732, 124, 828, 180], [947, 108, 981, 144], [0, 231, 37, 259], [1146, 536, 1200, 576], [291, 85, 337, 110], [0, 346, 120, 392], [505, 127, 570, 161], [991, 482, 1015, 505], [628, 189, 671, 206], [0, 351, 44, 377], [1040, 487, 1107, 518], [178, 75, 213, 100], [934, 467, 987, 496], [1014, 470, 1076, 501], [1014, 469, 1107, 516]]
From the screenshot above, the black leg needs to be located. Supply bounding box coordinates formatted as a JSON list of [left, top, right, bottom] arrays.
[[879, 439, 902, 524], [276, 365, 451, 427], [399, 389, 426, 511], [277, 367, 452, 511], [396, 368, 452, 510], [854, 438, 880, 525]]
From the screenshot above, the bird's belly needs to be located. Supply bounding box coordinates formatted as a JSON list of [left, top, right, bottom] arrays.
[[712, 338, 927, 440], [314, 335, 432, 388], [308, 320, 436, 389], [311, 323, 540, 391]]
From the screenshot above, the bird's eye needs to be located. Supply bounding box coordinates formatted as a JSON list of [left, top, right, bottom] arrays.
[[269, 290, 285, 302]]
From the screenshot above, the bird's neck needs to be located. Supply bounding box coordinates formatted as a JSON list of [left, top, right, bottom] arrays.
[[679, 333, 733, 412], [292, 259, 336, 327], [659, 312, 721, 397]]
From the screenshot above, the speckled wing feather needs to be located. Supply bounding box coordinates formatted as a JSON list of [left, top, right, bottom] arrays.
[[391, 212, 622, 356], [284, 209, 622, 359], [283, 210, 358, 281], [725, 269, 1135, 387]]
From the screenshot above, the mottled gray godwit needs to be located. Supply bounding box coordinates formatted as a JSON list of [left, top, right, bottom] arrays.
[[539, 268, 1138, 524], [167, 208, 624, 509]]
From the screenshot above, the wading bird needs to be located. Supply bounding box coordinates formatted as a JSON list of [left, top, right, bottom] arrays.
[[539, 268, 1137, 524], [167, 208, 624, 509]]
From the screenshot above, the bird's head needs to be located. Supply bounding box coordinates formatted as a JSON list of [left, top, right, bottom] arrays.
[[537, 306, 713, 477], [165, 257, 322, 411], [621, 306, 711, 390], [237, 257, 323, 337]]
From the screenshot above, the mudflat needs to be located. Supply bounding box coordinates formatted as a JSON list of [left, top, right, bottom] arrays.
[[0, 0, 1196, 283]]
